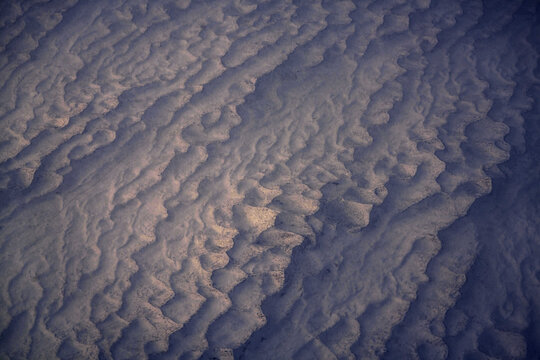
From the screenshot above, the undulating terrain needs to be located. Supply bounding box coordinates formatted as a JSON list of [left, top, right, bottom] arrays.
[[0, 0, 539, 359]]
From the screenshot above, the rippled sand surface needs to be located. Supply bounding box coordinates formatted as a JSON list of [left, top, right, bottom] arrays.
[[0, 0, 539, 359]]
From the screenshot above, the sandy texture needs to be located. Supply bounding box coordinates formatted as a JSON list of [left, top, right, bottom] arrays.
[[0, 0, 538, 359]]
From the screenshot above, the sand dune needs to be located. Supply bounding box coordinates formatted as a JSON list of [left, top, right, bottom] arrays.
[[0, 0, 538, 359]]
